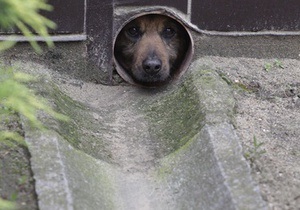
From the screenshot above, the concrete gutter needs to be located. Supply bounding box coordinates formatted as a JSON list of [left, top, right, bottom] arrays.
[[20, 59, 266, 209]]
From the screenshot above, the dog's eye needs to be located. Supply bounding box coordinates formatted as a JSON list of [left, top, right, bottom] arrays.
[[127, 27, 141, 38], [162, 27, 176, 38]]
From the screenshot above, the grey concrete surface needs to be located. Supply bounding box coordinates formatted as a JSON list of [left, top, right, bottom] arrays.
[[18, 59, 266, 209]]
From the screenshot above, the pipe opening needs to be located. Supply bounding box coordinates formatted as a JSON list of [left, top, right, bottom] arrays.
[[113, 13, 194, 87]]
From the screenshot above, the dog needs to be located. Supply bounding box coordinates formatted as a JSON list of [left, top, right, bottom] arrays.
[[114, 14, 189, 86]]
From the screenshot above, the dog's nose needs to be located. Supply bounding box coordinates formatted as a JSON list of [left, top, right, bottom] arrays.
[[142, 57, 162, 74]]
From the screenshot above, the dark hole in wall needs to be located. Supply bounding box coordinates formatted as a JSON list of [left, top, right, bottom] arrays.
[[113, 14, 193, 87]]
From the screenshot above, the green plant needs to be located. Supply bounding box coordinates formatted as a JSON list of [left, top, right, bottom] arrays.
[[263, 62, 273, 72], [0, 0, 62, 208], [244, 135, 266, 166], [274, 59, 284, 69], [263, 59, 284, 72], [0, 198, 16, 210], [0, 0, 56, 52], [0, 0, 63, 141], [0, 68, 67, 129]]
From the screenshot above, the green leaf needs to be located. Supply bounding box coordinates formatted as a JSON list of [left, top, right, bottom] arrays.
[[0, 40, 16, 51], [0, 131, 26, 146], [0, 0, 56, 53], [0, 198, 16, 210]]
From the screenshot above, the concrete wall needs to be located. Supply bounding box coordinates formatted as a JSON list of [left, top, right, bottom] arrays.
[[1, 0, 300, 84]]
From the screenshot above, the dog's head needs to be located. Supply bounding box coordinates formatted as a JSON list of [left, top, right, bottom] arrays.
[[114, 14, 189, 87]]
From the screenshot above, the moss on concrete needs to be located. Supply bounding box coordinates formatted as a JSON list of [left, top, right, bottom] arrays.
[[0, 113, 38, 210], [142, 76, 205, 158], [47, 85, 113, 162], [151, 67, 236, 179], [20, 72, 113, 162], [190, 68, 236, 125]]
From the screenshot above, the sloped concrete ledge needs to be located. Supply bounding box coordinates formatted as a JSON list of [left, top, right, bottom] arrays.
[[201, 123, 266, 209], [24, 130, 116, 210], [154, 123, 266, 210], [24, 123, 266, 210]]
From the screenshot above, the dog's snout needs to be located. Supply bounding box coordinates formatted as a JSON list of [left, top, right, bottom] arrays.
[[142, 57, 162, 74]]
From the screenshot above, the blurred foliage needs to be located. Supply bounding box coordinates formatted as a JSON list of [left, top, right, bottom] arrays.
[[0, 0, 65, 209], [0, 0, 56, 52], [0, 68, 68, 129], [0, 198, 16, 210]]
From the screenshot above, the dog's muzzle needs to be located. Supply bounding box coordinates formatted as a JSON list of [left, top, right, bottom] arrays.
[[142, 57, 162, 75]]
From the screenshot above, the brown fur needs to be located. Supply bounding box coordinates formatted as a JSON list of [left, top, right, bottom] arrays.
[[114, 14, 189, 86]]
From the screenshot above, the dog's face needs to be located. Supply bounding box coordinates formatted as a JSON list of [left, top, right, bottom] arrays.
[[114, 14, 189, 86]]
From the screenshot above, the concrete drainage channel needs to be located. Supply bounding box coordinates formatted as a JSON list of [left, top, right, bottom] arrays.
[[17, 59, 267, 210]]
